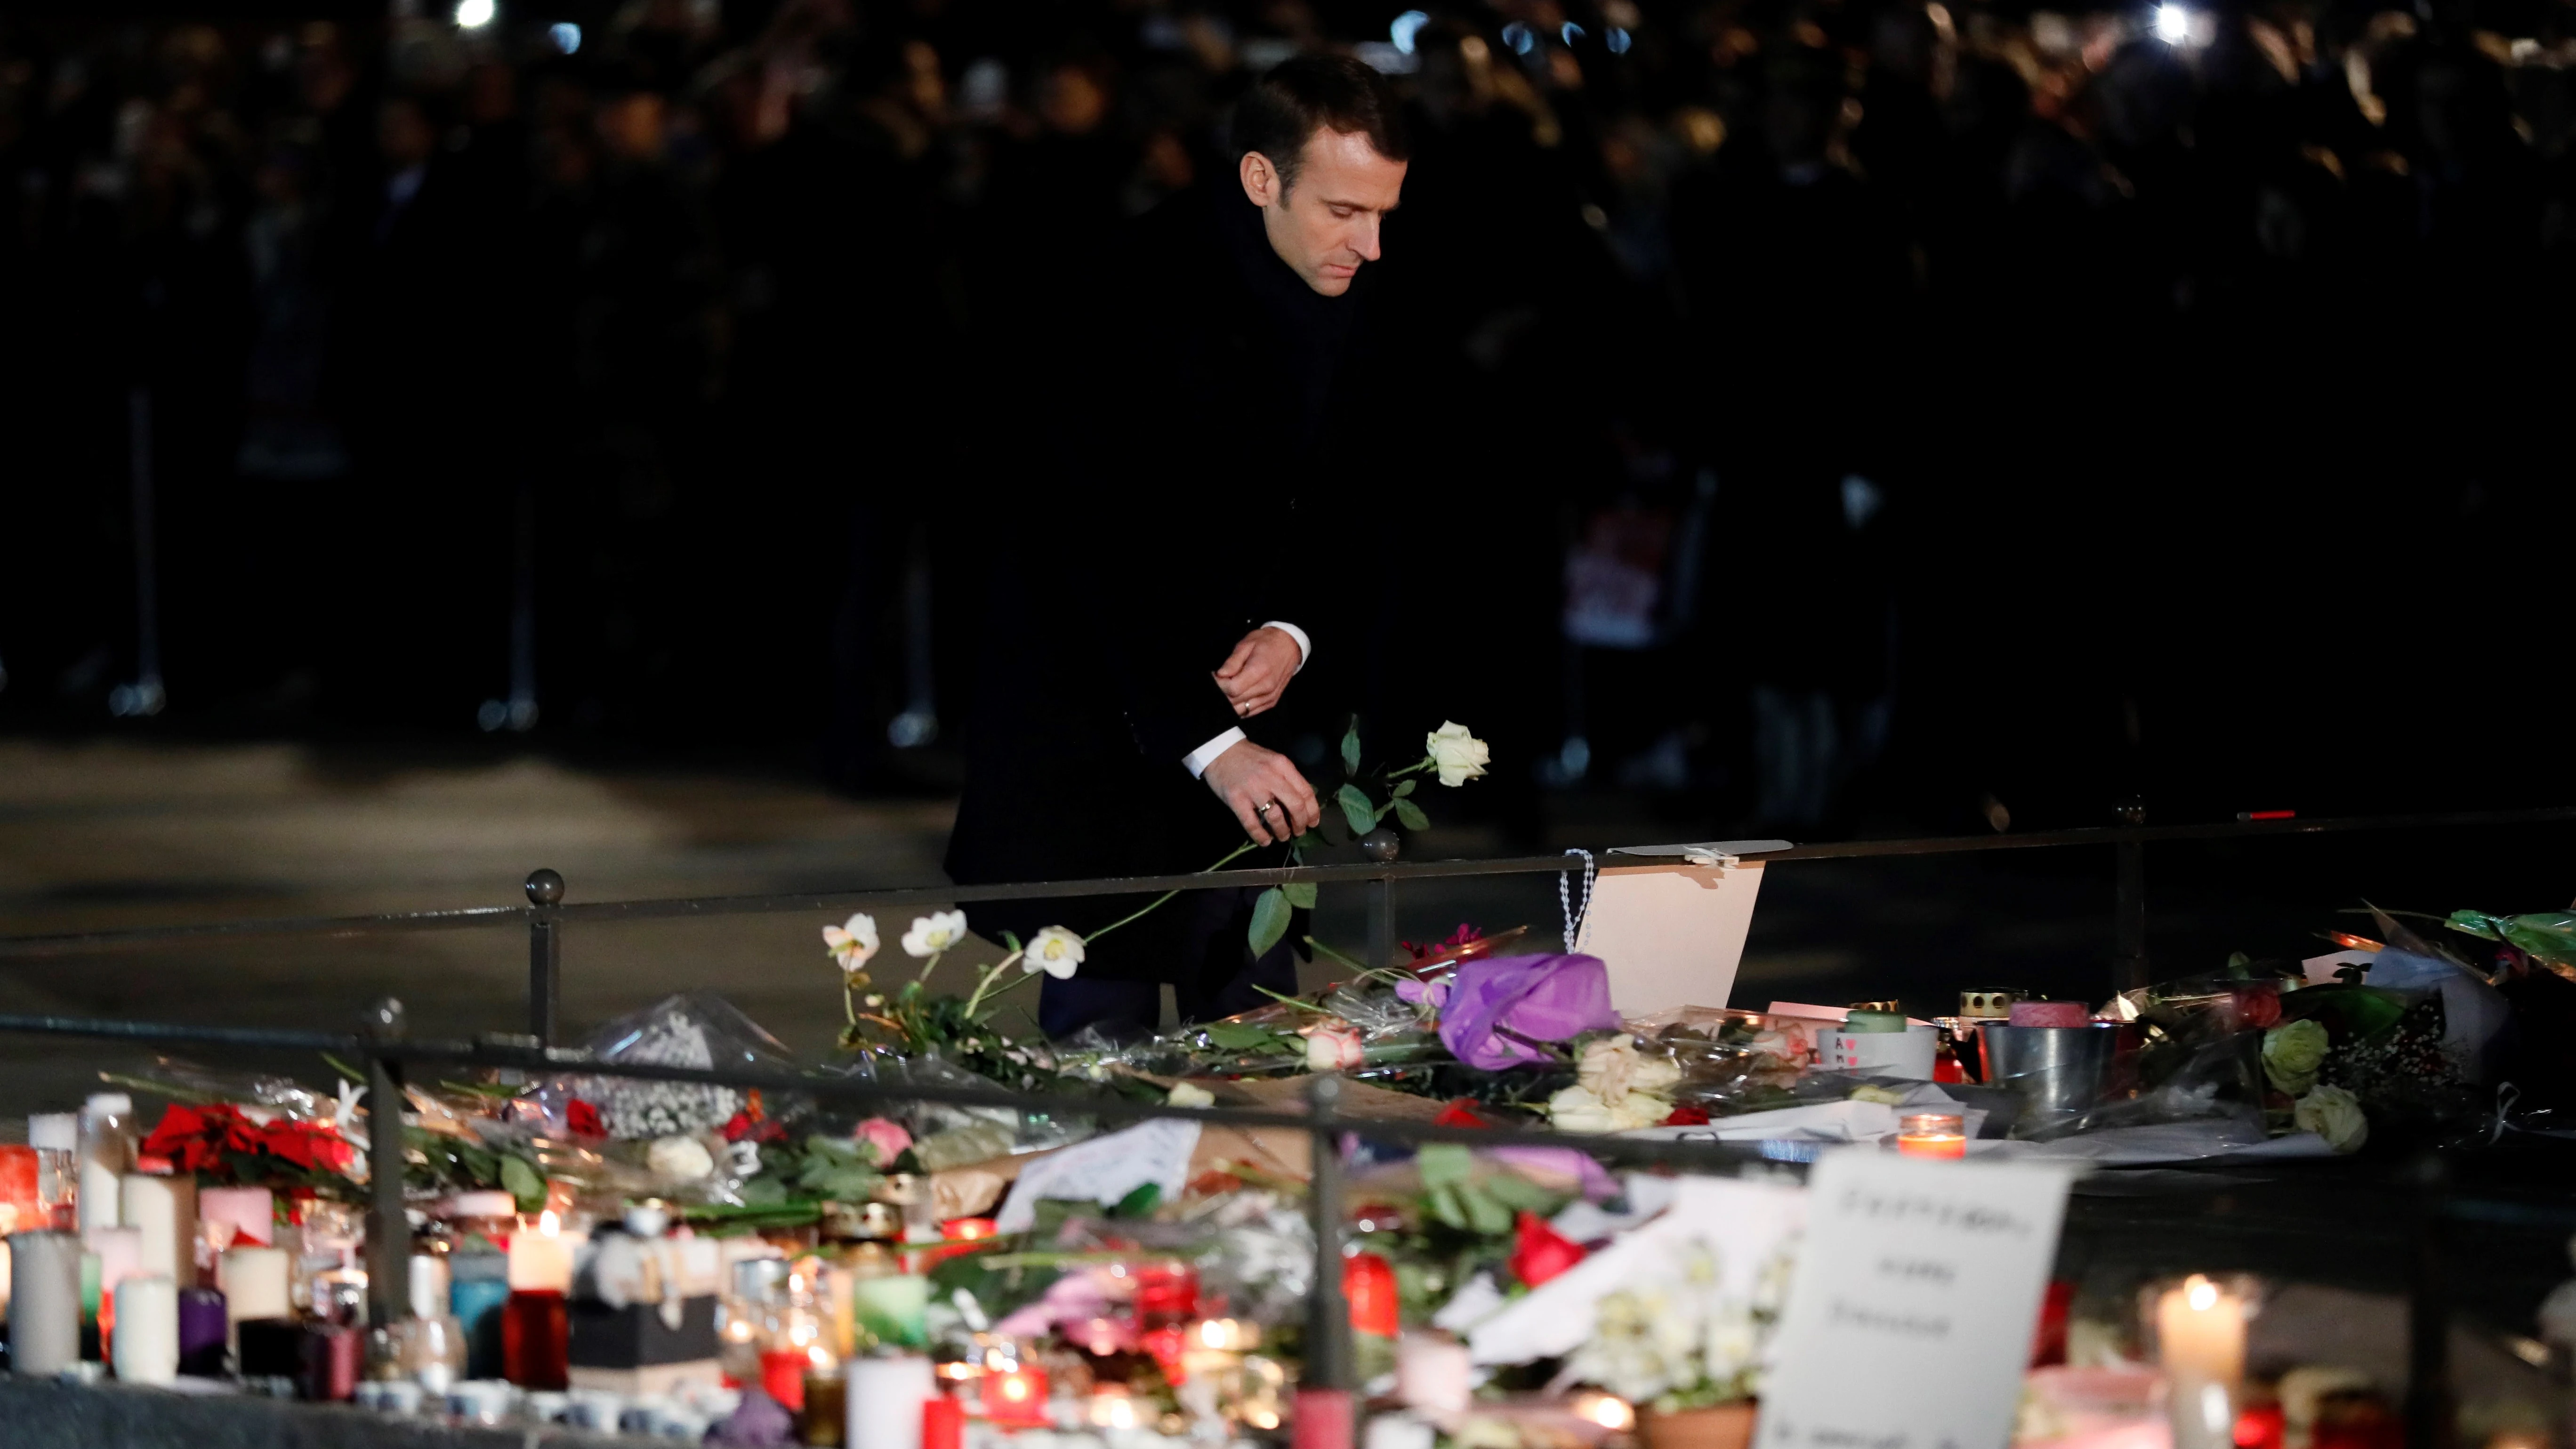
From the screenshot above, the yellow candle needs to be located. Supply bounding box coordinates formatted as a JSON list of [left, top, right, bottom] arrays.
[[2156, 1275, 2246, 1449]]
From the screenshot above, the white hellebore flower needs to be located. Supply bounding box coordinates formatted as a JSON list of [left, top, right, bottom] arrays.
[[1166, 1082, 1216, 1109], [646, 1134, 717, 1182], [902, 909, 968, 959], [1022, 926, 1087, 979], [1425, 721, 1491, 788], [1577, 1035, 1683, 1105], [2293, 1084, 2369, 1153], [822, 913, 881, 974]]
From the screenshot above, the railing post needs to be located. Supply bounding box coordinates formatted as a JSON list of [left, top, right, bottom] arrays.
[[2114, 800, 2148, 996], [1360, 829, 1399, 971], [363, 998, 410, 1329], [2405, 1152, 2453, 1449], [526, 869, 564, 1047], [1302, 1073, 1353, 1429]]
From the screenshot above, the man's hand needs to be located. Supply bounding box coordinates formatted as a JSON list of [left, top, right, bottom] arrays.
[[1214, 626, 1302, 719], [1201, 739, 1322, 845]]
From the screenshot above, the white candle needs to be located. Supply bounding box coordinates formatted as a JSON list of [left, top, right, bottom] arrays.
[[8, 1230, 82, 1376], [88, 1224, 145, 1302], [222, 1244, 294, 1322], [2157, 1275, 2246, 1449], [113, 1273, 180, 1385], [507, 1211, 575, 1293], [198, 1186, 274, 1249], [1394, 1332, 1473, 1412], [846, 1353, 937, 1449], [77, 1094, 133, 1236], [122, 1174, 196, 1289]]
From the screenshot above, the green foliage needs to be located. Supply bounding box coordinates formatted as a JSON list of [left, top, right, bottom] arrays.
[[1202, 1022, 1304, 1056], [1341, 721, 1363, 776], [1391, 780, 1416, 798], [1337, 784, 1378, 837], [1249, 887, 1293, 957], [1282, 881, 1319, 910], [1392, 797, 1430, 832]]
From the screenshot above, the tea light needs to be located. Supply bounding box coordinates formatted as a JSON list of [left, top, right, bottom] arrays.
[[507, 1211, 574, 1293], [1896, 1111, 1969, 1159], [2156, 1275, 2247, 1449]]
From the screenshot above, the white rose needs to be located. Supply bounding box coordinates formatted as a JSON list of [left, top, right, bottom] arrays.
[[822, 913, 880, 974], [1425, 722, 1491, 788], [1608, 1091, 1675, 1132], [2293, 1084, 2369, 1153], [902, 909, 968, 958], [1577, 1036, 1682, 1104], [1022, 926, 1086, 979], [1305, 1021, 1365, 1071], [1166, 1082, 1216, 1109], [646, 1134, 717, 1182], [1548, 1085, 1618, 1134]]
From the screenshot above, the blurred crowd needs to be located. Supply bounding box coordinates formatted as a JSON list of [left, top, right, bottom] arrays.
[[2, 0, 2571, 834]]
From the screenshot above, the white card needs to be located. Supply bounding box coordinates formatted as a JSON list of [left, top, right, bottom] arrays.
[[993, 1119, 1202, 1232], [1576, 861, 1766, 1015], [1759, 1151, 2074, 1449]]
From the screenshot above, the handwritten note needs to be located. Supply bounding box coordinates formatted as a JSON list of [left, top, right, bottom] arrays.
[[1759, 1151, 2073, 1449], [993, 1119, 1201, 1232]]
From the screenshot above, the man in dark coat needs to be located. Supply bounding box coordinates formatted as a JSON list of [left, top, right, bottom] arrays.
[[946, 55, 1412, 1038]]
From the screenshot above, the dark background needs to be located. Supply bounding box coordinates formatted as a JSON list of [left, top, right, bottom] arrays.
[[0, 0, 2570, 1011]]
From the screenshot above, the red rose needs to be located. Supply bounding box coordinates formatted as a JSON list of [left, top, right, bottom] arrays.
[[1508, 1210, 1586, 1288], [566, 1099, 606, 1138], [1433, 1099, 1488, 1128], [2232, 988, 2282, 1030], [1661, 1104, 1711, 1127]]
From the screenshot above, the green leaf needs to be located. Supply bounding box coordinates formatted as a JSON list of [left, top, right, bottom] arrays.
[[1292, 831, 1325, 855], [499, 1154, 545, 1212], [1281, 881, 1319, 910], [1001, 931, 1022, 952], [1427, 1183, 1468, 1230], [1392, 779, 1416, 798], [1248, 888, 1292, 958], [1342, 721, 1363, 776], [1205, 1022, 1280, 1050], [1112, 1183, 1162, 1218], [1459, 1183, 1513, 1236], [1337, 784, 1377, 838], [1393, 797, 1430, 832], [1417, 1142, 1474, 1188]]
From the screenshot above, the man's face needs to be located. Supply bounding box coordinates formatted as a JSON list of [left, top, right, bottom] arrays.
[[1240, 127, 1408, 297]]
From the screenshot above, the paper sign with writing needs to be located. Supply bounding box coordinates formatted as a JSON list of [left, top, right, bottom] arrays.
[[1759, 1151, 2073, 1449]]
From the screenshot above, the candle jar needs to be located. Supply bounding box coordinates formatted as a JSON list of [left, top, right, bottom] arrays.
[[501, 1288, 570, 1389], [1896, 1111, 1968, 1159], [2147, 1275, 2256, 1449], [28, 1114, 80, 1231]]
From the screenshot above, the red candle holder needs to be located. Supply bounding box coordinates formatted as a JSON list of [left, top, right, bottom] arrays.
[[1134, 1260, 1198, 1329], [761, 1348, 810, 1412], [980, 1364, 1050, 1425], [501, 1288, 569, 1390]]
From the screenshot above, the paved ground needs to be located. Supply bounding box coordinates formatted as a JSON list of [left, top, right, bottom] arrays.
[[2, 736, 2562, 1118]]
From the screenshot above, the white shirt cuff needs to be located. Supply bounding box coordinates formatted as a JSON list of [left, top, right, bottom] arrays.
[[1261, 621, 1311, 670], [1183, 726, 1247, 779]]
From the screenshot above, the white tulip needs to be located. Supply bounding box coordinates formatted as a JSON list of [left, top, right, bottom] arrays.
[[1022, 926, 1086, 979], [1425, 721, 1490, 788], [822, 913, 880, 974], [902, 909, 968, 958]]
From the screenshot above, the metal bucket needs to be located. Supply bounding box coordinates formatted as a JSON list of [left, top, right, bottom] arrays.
[[1979, 1022, 2121, 1119]]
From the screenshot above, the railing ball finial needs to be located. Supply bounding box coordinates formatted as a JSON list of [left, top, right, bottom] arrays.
[[363, 997, 407, 1040], [525, 868, 565, 906], [1359, 828, 1401, 864]]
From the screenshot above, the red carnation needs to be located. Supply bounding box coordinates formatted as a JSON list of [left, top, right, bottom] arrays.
[[1508, 1209, 1586, 1288]]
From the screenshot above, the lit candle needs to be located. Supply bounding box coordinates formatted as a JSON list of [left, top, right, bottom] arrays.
[[507, 1211, 574, 1293], [846, 1354, 937, 1449], [0, 1144, 40, 1234], [198, 1185, 275, 1250], [980, 1360, 1049, 1425], [2156, 1275, 2247, 1449], [113, 1274, 180, 1385], [222, 1244, 294, 1322], [1896, 1111, 1969, 1159], [9, 1230, 82, 1376], [121, 1174, 197, 1288]]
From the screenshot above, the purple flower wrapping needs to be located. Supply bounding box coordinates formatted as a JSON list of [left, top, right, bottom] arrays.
[[1435, 953, 1624, 1069]]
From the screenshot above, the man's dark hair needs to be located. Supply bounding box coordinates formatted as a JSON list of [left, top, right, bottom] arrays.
[[1232, 54, 1409, 193]]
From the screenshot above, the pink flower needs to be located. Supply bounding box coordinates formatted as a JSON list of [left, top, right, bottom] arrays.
[[1304, 1019, 1366, 1072], [854, 1118, 913, 1165]]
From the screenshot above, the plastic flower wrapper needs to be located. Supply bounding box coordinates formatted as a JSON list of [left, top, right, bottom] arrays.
[[565, 993, 800, 1140], [831, 1050, 1095, 1157], [2449, 909, 2576, 974]]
